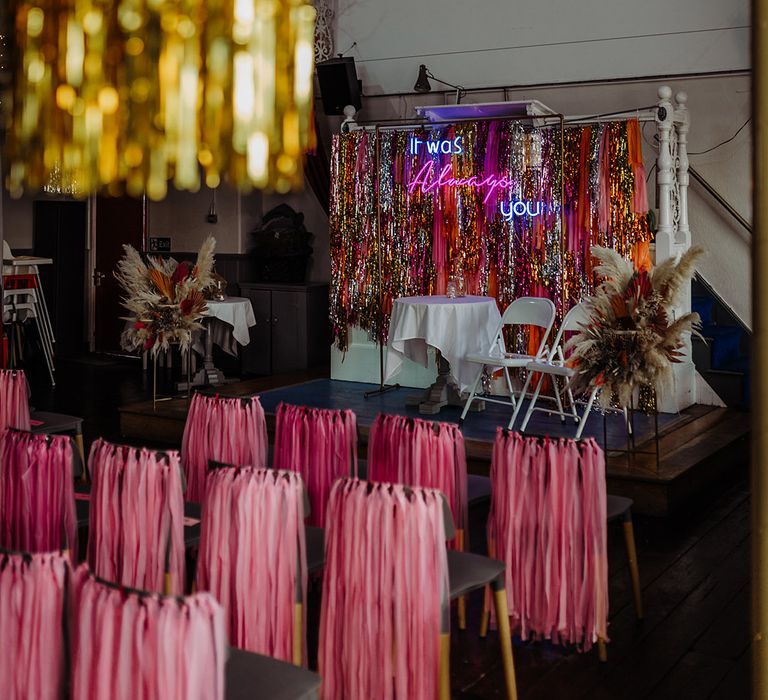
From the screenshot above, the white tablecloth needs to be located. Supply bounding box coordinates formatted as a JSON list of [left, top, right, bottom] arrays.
[[384, 295, 502, 392], [192, 297, 257, 357]]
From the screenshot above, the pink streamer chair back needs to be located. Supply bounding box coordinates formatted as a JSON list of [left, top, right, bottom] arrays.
[[488, 430, 608, 650], [87, 439, 186, 594], [273, 403, 358, 527], [319, 479, 448, 700], [0, 551, 69, 700], [0, 430, 77, 557], [368, 413, 467, 548], [71, 566, 226, 700], [0, 369, 31, 432], [181, 393, 268, 502], [196, 466, 307, 663]]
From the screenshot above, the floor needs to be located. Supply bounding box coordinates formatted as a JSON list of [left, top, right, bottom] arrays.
[[30, 355, 751, 699]]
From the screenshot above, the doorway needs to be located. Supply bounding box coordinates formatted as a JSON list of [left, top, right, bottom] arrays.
[[32, 200, 88, 358], [92, 195, 145, 353]]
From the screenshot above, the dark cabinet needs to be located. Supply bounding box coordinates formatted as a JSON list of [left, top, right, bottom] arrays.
[[239, 282, 330, 375]]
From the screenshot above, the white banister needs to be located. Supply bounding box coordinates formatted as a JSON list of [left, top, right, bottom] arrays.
[[655, 85, 676, 262], [674, 91, 691, 249]]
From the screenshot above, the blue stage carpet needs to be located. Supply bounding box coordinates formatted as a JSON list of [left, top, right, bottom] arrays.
[[257, 379, 680, 447]]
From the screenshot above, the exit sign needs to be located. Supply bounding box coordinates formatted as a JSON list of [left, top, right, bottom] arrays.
[[149, 237, 171, 252]]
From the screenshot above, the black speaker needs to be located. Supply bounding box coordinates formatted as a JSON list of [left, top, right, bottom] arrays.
[[316, 57, 362, 116]]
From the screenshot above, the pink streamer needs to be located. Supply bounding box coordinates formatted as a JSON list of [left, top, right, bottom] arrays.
[[487, 430, 608, 650], [71, 565, 226, 700], [181, 394, 268, 502], [0, 430, 77, 559], [368, 414, 468, 549], [196, 467, 307, 664], [0, 369, 31, 432], [86, 439, 186, 594], [318, 479, 448, 700], [273, 403, 358, 527], [0, 551, 69, 700]]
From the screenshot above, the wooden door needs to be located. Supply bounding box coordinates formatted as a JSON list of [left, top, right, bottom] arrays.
[[94, 195, 145, 352], [241, 288, 272, 374], [271, 289, 305, 374], [33, 201, 88, 357]]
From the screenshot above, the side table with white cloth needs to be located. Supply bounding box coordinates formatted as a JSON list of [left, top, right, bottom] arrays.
[[384, 295, 502, 415], [184, 297, 257, 387]]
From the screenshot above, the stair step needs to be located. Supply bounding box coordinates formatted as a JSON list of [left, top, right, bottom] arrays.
[[702, 369, 748, 408]]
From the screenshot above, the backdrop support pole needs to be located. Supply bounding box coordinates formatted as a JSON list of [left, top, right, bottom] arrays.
[[364, 124, 400, 399]]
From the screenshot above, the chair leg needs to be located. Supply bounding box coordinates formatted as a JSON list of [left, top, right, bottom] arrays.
[[623, 514, 644, 620], [457, 529, 467, 630], [492, 587, 518, 700], [566, 382, 580, 423], [74, 431, 86, 475], [574, 388, 599, 440], [520, 373, 545, 433], [551, 376, 566, 423], [439, 632, 451, 700], [508, 372, 533, 431], [293, 602, 303, 666], [460, 367, 484, 422], [597, 637, 608, 662]]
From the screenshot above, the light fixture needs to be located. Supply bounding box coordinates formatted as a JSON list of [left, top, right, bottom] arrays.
[[413, 64, 466, 104], [6, 0, 317, 200]]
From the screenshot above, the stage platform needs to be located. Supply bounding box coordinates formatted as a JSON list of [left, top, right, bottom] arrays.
[[119, 377, 749, 516]]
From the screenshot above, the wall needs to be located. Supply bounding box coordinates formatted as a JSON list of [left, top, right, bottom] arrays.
[[336, 0, 748, 95]]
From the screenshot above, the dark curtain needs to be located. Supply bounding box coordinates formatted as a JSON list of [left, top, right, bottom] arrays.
[[305, 115, 331, 216]]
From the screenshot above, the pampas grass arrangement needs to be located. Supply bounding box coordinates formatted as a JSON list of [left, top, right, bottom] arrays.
[[567, 245, 704, 408], [116, 236, 217, 355]]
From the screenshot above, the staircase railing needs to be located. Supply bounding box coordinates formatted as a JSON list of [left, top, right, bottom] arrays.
[[689, 165, 752, 235]]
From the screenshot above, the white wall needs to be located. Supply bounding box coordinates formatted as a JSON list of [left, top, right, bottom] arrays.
[[337, 0, 748, 95]]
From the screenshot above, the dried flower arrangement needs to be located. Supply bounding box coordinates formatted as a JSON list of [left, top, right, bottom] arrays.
[[567, 245, 704, 408], [116, 236, 216, 355]]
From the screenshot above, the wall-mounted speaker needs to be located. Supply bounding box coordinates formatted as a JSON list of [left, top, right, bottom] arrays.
[[316, 57, 362, 116]]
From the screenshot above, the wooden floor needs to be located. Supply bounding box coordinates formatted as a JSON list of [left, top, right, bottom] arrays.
[[32, 355, 751, 698]]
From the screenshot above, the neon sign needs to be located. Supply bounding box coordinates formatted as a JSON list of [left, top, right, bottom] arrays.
[[406, 136, 545, 219], [409, 135, 464, 155]]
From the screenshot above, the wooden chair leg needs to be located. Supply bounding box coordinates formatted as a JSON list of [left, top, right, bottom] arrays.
[[492, 587, 518, 700], [623, 515, 644, 620], [74, 432, 86, 480], [457, 529, 467, 630], [164, 571, 172, 596], [293, 602, 303, 666], [597, 637, 608, 662], [439, 632, 451, 700]]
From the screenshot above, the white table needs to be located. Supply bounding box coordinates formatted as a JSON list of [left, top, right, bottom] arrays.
[[185, 297, 256, 387], [384, 295, 502, 414]]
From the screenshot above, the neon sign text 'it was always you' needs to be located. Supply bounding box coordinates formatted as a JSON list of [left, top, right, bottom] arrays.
[[407, 135, 544, 221]]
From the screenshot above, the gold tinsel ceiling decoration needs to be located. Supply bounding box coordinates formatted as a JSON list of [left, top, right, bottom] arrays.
[[5, 0, 317, 200]]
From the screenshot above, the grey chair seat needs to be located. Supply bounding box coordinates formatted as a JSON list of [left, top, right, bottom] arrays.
[[29, 410, 83, 434], [306, 526, 324, 573], [607, 494, 633, 523], [225, 647, 320, 700], [467, 474, 491, 506], [447, 549, 505, 599]]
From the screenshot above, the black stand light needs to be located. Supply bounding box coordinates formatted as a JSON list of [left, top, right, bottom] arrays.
[[413, 64, 466, 104]]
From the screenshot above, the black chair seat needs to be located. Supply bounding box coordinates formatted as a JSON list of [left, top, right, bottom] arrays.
[[447, 549, 505, 599], [607, 494, 633, 523], [225, 647, 320, 700], [306, 526, 324, 573], [467, 474, 491, 506], [183, 501, 202, 547]]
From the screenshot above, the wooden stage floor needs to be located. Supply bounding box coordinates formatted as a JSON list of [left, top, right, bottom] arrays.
[[120, 377, 749, 516]]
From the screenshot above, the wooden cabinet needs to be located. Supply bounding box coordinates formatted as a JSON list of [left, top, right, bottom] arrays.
[[238, 282, 330, 375]]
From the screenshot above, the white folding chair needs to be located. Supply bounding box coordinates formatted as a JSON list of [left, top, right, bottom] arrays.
[[459, 296, 556, 424], [510, 302, 599, 438]]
